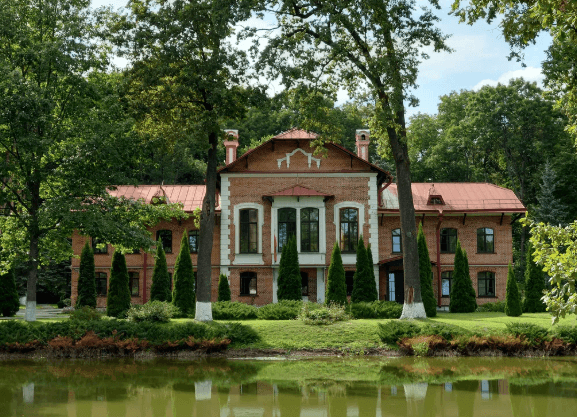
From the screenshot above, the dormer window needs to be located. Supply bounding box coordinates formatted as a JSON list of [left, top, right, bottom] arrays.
[[428, 195, 444, 205]]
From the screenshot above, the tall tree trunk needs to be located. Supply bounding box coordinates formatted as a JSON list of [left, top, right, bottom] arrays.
[[25, 234, 39, 322], [195, 130, 218, 321]]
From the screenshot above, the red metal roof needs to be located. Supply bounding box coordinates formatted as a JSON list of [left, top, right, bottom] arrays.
[[108, 185, 218, 212], [266, 185, 333, 197], [381, 183, 525, 212], [272, 128, 319, 139]]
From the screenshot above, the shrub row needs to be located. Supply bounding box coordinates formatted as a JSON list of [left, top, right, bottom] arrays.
[[476, 301, 506, 312], [348, 301, 402, 319]]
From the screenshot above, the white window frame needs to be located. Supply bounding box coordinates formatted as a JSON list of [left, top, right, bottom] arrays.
[[333, 201, 365, 264], [233, 202, 264, 265]]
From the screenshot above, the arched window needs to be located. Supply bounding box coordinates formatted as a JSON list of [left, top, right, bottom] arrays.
[[478, 271, 495, 297], [278, 208, 296, 251], [441, 271, 453, 297], [301, 208, 319, 252], [477, 228, 494, 253], [440, 228, 458, 253], [240, 209, 258, 253], [156, 230, 173, 254], [340, 208, 358, 253], [240, 272, 257, 296], [392, 228, 402, 253]]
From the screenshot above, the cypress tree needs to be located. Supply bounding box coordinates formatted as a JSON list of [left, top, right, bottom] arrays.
[[523, 242, 547, 313], [351, 236, 377, 302], [218, 274, 231, 302], [417, 223, 437, 317], [106, 251, 131, 318], [449, 241, 477, 313], [150, 240, 171, 302], [76, 241, 97, 308], [0, 266, 20, 317], [505, 262, 523, 317], [366, 243, 379, 300], [462, 248, 477, 310], [326, 242, 347, 305], [277, 236, 301, 301], [172, 230, 196, 316]]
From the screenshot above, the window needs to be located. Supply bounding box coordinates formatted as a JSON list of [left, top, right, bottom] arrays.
[[301, 208, 319, 252], [392, 228, 402, 253], [92, 238, 108, 254], [340, 208, 358, 253], [345, 271, 355, 296], [129, 272, 139, 297], [441, 271, 453, 297], [388, 272, 396, 302], [278, 208, 296, 251], [95, 272, 107, 296], [240, 209, 258, 253], [189, 230, 199, 253], [240, 272, 257, 295], [478, 271, 495, 297], [477, 228, 494, 253], [440, 228, 457, 253], [156, 230, 173, 253], [301, 272, 308, 296]]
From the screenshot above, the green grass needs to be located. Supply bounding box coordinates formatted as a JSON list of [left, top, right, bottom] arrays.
[[430, 311, 576, 331]]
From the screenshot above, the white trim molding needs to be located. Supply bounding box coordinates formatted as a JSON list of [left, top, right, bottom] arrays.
[[233, 202, 264, 265], [220, 175, 231, 266], [277, 148, 321, 169], [368, 176, 380, 294]]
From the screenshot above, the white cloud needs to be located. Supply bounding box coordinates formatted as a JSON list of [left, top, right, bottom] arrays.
[[472, 67, 545, 90]]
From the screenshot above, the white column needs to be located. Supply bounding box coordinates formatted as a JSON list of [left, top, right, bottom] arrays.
[[195, 380, 212, 401], [272, 268, 278, 303], [316, 268, 325, 303]]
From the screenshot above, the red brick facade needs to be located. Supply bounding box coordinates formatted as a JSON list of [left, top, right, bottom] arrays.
[[70, 129, 525, 309]]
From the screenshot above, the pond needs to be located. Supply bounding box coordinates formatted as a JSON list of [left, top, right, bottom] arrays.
[[2, 356, 577, 416]]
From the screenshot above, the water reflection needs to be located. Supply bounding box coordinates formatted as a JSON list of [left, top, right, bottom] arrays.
[[1, 357, 577, 416]]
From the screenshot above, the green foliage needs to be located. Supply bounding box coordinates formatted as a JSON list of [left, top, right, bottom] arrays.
[[126, 301, 181, 323], [69, 306, 102, 322], [218, 274, 231, 302], [417, 223, 437, 317], [298, 302, 350, 325], [212, 301, 258, 320], [449, 241, 477, 313], [551, 325, 577, 345], [277, 236, 301, 301], [351, 236, 377, 303], [349, 301, 402, 319], [172, 231, 196, 316], [325, 242, 347, 306], [476, 301, 506, 313], [0, 267, 19, 317], [106, 252, 132, 319], [505, 263, 523, 317], [377, 321, 420, 345], [418, 323, 471, 341], [150, 241, 171, 302], [76, 242, 96, 308], [257, 300, 303, 320], [505, 323, 549, 345], [523, 242, 547, 313]]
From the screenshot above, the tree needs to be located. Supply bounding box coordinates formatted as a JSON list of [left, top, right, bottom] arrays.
[[0, 0, 181, 321], [0, 266, 20, 317], [106, 251, 131, 318], [172, 231, 196, 316], [120, 0, 255, 322], [326, 242, 347, 306], [366, 244, 378, 299], [263, 0, 451, 318], [462, 248, 477, 311], [150, 240, 171, 302], [449, 241, 477, 313], [523, 241, 547, 313], [76, 242, 97, 308], [351, 236, 377, 303], [417, 224, 437, 317], [534, 161, 569, 226], [505, 263, 523, 317], [277, 236, 301, 301], [218, 274, 231, 302]]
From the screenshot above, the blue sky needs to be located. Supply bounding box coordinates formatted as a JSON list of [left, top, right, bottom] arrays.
[[93, 0, 551, 119]]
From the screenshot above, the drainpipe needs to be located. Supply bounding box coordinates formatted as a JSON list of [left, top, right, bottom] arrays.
[[143, 252, 148, 304], [435, 210, 443, 307], [377, 176, 393, 207]]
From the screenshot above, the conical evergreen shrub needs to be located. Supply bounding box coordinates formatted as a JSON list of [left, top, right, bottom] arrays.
[[277, 236, 301, 301], [351, 236, 377, 302], [150, 240, 171, 302], [462, 248, 477, 310], [505, 263, 523, 317], [0, 266, 20, 317], [449, 241, 477, 313], [366, 243, 379, 300], [172, 230, 196, 316], [106, 251, 131, 318], [218, 274, 231, 302], [76, 241, 97, 308], [326, 242, 347, 306], [417, 223, 437, 317], [523, 242, 546, 313]]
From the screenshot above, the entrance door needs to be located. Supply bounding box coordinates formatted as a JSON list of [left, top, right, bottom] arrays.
[[388, 271, 404, 304]]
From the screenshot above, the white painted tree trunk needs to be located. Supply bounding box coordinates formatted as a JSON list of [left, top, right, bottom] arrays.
[[400, 301, 427, 320], [195, 301, 213, 322], [25, 300, 36, 322]]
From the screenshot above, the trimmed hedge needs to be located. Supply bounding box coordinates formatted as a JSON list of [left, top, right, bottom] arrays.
[[476, 301, 506, 312], [349, 301, 402, 319], [126, 301, 181, 323], [211, 301, 258, 320], [257, 300, 303, 320], [378, 321, 471, 345]]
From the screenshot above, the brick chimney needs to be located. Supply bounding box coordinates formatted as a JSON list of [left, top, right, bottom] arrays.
[[223, 129, 239, 165], [355, 129, 370, 162]]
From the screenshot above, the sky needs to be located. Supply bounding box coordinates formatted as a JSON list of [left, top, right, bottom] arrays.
[[92, 0, 552, 119]]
